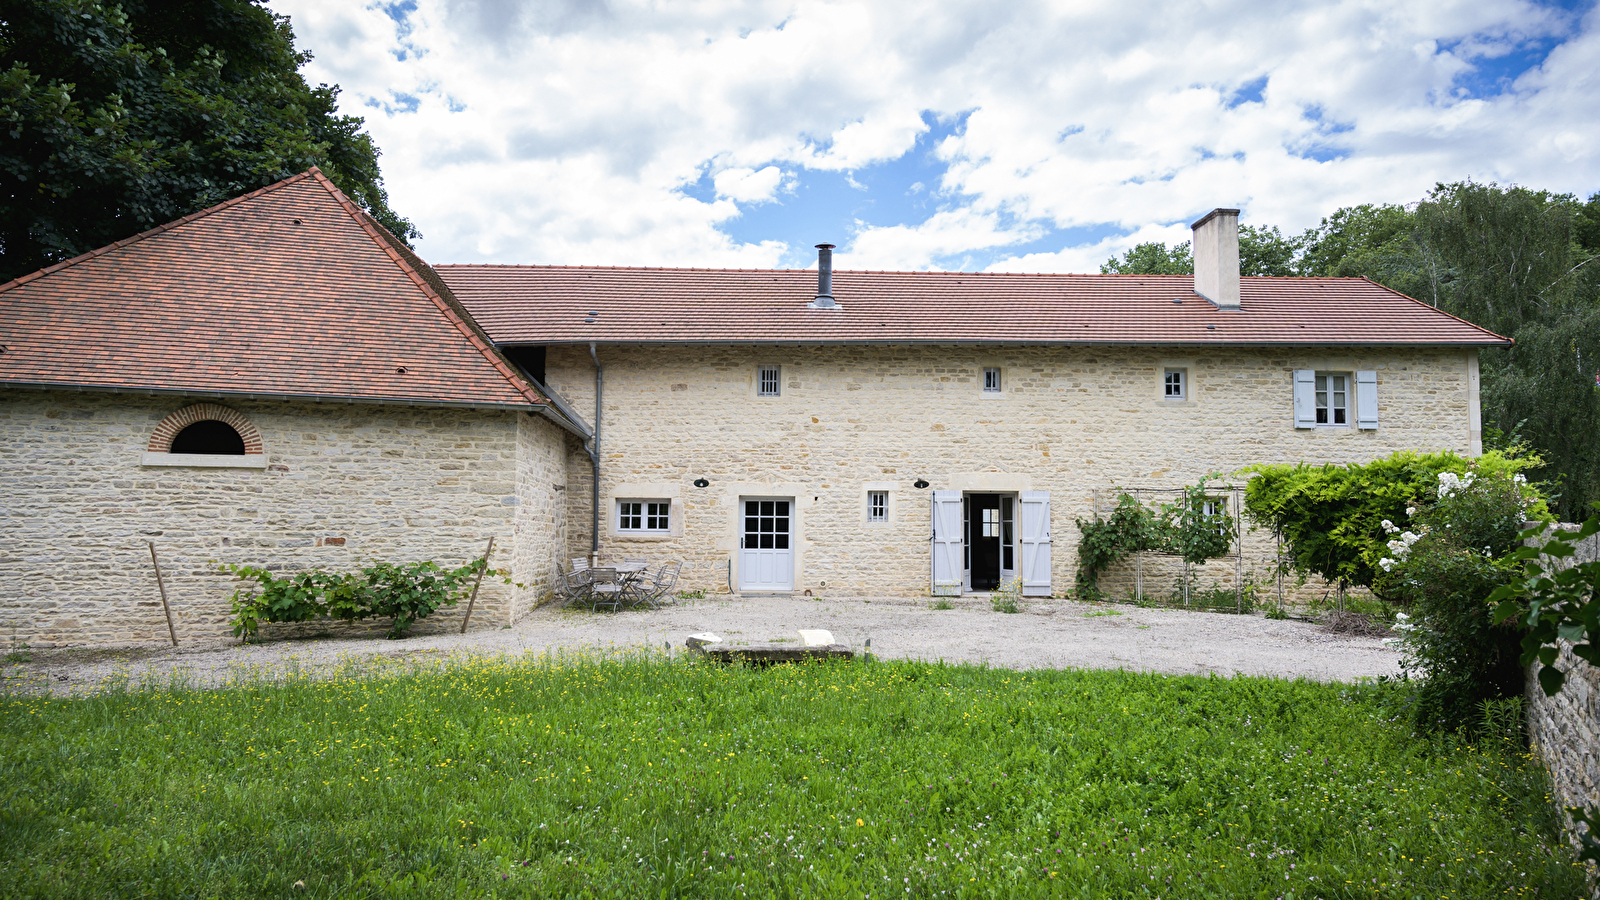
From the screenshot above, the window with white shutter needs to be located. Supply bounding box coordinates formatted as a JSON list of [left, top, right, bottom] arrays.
[[1356, 370, 1379, 429], [1293, 370, 1317, 428]]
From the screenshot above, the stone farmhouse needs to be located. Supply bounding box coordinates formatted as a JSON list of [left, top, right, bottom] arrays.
[[0, 170, 1509, 645]]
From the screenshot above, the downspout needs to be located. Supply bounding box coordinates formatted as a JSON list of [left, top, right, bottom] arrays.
[[589, 343, 603, 565]]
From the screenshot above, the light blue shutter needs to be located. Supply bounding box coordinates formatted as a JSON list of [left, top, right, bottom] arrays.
[[931, 491, 962, 596], [1018, 491, 1052, 597], [1293, 370, 1316, 428], [1356, 370, 1378, 429]]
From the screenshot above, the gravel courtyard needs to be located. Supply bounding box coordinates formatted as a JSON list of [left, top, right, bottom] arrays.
[[7, 594, 1398, 695]]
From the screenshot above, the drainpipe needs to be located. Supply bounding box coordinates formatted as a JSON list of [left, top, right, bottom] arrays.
[[589, 343, 603, 566]]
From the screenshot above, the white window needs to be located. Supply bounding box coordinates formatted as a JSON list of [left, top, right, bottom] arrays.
[[1316, 373, 1348, 426], [1201, 498, 1229, 535], [617, 500, 670, 533], [982, 367, 1002, 393], [867, 491, 888, 522], [1164, 368, 1185, 400], [757, 365, 781, 397], [1295, 369, 1374, 429]]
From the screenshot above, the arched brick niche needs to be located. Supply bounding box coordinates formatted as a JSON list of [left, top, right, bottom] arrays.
[[142, 403, 267, 468]]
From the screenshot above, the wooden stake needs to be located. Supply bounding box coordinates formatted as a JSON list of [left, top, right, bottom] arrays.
[[459, 536, 495, 634], [148, 541, 178, 646]]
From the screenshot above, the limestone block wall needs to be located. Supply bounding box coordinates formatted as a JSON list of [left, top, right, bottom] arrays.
[[1524, 528, 1600, 874], [514, 413, 575, 614], [0, 391, 565, 646], [542, 342, 1476, 597]]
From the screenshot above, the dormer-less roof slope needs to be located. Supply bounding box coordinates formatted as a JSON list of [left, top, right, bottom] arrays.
[[437, 265, 1511, 347], [0, 169, 555, 414]]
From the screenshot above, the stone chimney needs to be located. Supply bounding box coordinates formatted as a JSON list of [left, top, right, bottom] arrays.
[[1190, 208, 1241, 310]]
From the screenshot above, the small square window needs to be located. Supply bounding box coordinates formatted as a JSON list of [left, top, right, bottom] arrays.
[[982, 367, 1002, 393], [1164, 368, 1186, 400], [1316, 373, 1348, 425], [757, 365, 781, 397], [617, 499, 670, 533], [867, 491, 888, 522]]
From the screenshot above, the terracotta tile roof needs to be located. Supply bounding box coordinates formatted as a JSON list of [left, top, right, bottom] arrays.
[[0, 169, 551, 411], [436, 265, 1511, 347]]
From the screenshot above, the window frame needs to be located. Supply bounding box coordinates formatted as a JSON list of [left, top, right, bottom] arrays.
[[757, 365, 781, 397], [1163, 368, 1186, 401], [982, 367, 1003, 394], [1315, 371, 1350, 427], [867, 491, 888, 522], [615, 498, 672, 534]]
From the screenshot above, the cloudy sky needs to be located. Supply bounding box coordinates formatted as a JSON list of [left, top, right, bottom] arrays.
[[273, 0, 1600, 273]]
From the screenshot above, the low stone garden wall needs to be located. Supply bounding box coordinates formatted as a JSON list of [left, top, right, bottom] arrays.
[[1523, 525, 1600, 889]]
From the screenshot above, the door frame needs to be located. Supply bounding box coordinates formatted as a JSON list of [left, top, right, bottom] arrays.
[[737, 494, 795, 592], [962, 492, 1017, 593]]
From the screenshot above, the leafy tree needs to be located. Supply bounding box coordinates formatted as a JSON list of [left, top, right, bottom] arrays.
[[1101, 240, 1192, 274], [1099, 225, 1300, 277], [1411, 181, 1585, 337], [1294, 203, 1434, 298], [1237, 224, 1299, 276], [0, 0, 416, 283]]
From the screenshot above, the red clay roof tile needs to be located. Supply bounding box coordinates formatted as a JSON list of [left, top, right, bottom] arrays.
[[436, 265, 1510, 347], [0, 170, 548, 409]]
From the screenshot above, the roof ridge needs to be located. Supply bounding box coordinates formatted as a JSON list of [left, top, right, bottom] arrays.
[[0, 171, 316, 297], [304, 169, 550, 408]]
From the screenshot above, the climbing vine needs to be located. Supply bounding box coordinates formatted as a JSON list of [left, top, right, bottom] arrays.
[[1075, 475, 1236, 595]]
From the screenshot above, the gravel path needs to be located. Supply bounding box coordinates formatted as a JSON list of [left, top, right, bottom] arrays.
[[5, 595, 1398, 696]]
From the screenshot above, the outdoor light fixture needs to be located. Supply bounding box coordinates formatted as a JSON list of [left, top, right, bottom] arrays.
[[693, 478, 710, 488], [913, 479, 929, 489]]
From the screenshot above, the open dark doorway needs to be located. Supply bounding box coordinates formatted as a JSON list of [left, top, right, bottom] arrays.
[[965, 493, 1014, 591]]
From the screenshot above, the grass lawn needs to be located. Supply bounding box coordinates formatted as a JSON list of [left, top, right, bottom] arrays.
[[0, 652, 1585, 898]]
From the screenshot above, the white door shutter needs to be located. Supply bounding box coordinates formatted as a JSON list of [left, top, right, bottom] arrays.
[[1017, 491, 1052, 597], [1293, 370, 1317, 429], [931, 491, 962, 596], [1356, 370, 1379, 429]]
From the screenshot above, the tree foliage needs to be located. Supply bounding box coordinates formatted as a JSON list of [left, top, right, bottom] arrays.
[[1101, 240, 1192, 274], [1241, 449, 1543, 594], [1099, 226, 1300, 276], [1, 0, 417, 283]]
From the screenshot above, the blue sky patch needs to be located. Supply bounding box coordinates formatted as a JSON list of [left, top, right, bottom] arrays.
[[1227, 75, 1269, 108]]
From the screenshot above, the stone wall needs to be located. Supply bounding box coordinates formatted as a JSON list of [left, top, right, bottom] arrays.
[[1524, 526, 1600, 881], [543, 342, 1477, 597], [0, 391, 566, 646], [513, 413, 576, 616]]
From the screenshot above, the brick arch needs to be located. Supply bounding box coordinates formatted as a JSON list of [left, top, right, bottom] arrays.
[[147, 404, 264, 454]]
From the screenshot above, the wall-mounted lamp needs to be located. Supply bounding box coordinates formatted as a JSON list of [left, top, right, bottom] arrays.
[[913, 479, 930, 489], [693, 478, 710, 488]]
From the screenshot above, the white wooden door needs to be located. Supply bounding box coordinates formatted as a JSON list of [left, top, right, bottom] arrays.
[[930, 490, 962, 596], [739, 498, 793, 591], [1017, 491, 1052, 597]]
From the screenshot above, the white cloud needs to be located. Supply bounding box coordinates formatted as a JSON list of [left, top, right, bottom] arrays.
[[270, 0, 1600, 270], [713, 166, 785, 204]]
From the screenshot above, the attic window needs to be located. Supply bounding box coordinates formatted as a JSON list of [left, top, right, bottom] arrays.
[[142, 403, 266, 468], [171, 420, 246, 455]]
